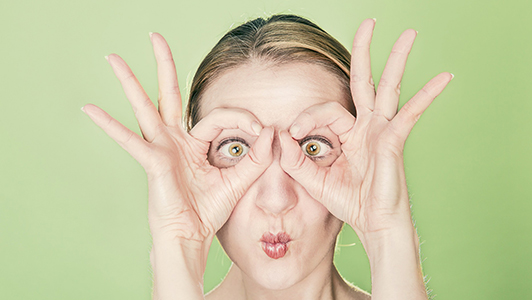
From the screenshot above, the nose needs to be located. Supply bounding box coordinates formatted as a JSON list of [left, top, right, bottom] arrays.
[[254, 134, 298, 216]]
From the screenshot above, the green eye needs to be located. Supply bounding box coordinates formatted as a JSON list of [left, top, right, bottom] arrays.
[[305, 142, 320, 156]]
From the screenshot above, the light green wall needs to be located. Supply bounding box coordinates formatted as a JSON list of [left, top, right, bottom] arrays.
[[1, 0, 531, 299]]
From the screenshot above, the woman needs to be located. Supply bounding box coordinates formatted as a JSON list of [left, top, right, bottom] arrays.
[[82, 14, 452, 299]]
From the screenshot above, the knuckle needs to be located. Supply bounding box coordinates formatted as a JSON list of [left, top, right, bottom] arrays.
[[298, 110, 313, 122], [377, 77, 392, 87], [120, 131, 134, 145], [122, 71, 136, 81], [379, 78, 401, 96], [350, 74, 373, 87], [390, 49, 409, 55], [141, 97, 153, 108], [394, 84, 402, 96], [103, 116, 115, 130], [165, 85, 180, 95], [420, 87, 435, 99], [401, 102, 420, 121], [161, 56, 175, 64], [154, 122, 166, 136]]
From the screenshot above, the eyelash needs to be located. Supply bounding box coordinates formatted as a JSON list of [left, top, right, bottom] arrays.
[[216, 137, 251, 163], [298, 135, 333, 161], [214, 135, 333, 164]]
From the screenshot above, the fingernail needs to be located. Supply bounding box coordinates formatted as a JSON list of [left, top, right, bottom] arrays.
[[289, 123, 300, 137], [251, 121, 262, 135], [104, 55, 109, 62], [149, 32, 153, 38], [450, 73, 455, 80], [372, 18, 377, 22], [80, 106, 86, 113], [278, 130, 285, 147]]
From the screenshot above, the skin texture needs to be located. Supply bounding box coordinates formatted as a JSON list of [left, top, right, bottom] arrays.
[[82, 18, 452, 300], [199, 62, 367, 299]]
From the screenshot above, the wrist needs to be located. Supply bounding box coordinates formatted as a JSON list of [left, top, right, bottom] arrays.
[[350, 205, 415, 250], [354, 221, 427, 300], [359, 222, 419, 265], [152, 231, 215, 272], [151, 235, 214, 299]]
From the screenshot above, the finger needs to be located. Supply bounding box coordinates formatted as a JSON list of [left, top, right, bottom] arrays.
[[375, 29, 417, 120], [279, 130, 327, 200], [391, 72, 453, 142], [289, 102, 355, 143], [350, 18, 377, 116], [82, 104, 150, 164], [189, 108, 263, 142], [106, 54, 163, 141], [221, 127, 274, 201], [150, 32, 183, 127]]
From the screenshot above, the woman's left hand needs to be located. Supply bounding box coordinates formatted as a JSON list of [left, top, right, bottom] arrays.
[[278, 19, 453, 243]]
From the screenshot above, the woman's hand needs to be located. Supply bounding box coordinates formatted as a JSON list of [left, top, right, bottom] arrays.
[[83, 33, 274, 244], [279, 18, 452, 240], [278, 19, 451, 299], [84, 33, 274, 299]]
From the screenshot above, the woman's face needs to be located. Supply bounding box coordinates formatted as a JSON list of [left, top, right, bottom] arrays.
[[200, 61, 353, 290]]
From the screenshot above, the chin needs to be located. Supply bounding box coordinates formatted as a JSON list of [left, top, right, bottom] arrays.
[[235, 243, 311, 291], [248, 263, 302, 290]]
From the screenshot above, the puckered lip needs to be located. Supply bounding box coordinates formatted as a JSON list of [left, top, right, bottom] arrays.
[[260, 231, 291, 244]]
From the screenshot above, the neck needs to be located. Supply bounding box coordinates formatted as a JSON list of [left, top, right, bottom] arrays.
[[207, 252, 351, 300]]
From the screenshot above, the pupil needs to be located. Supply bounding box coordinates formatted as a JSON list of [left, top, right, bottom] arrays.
[[229, 143, 243, 157], [306, 142, 320, 155]]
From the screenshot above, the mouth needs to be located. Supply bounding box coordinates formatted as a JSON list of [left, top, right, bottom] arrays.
[[260, 232, 291, 259]]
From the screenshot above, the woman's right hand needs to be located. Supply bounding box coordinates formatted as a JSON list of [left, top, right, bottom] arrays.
[[83, 33, 274, 244]]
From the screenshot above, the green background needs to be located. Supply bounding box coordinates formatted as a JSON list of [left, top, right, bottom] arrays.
[[1, 0, 531, 299]]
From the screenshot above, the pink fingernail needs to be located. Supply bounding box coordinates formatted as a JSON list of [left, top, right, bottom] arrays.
[[372, 18, 377, 22], [251, 121, 262, 135], [450, 73, 455, 80], [149, 32, 153, 38], [80, 106, 85, 113]]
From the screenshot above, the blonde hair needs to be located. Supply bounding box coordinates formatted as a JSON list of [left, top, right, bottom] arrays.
[[185, 14, 353, 130]]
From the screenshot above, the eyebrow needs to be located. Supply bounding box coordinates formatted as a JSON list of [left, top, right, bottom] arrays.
[[298, 135, 333, 148]]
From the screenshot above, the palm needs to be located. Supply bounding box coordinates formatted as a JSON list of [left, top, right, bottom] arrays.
[[84, 33, 273, 242], [325, 113, 408, 234], [136, 127, 216, 239]]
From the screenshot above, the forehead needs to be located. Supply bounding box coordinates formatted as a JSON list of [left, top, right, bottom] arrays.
[[199, 62, 351, 128]]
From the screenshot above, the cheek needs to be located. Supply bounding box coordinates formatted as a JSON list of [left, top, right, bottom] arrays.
[[308, 200, 344, 242]]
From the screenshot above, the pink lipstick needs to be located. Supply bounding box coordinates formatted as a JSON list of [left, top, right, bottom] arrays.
[[260, 232, 291, 259]]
